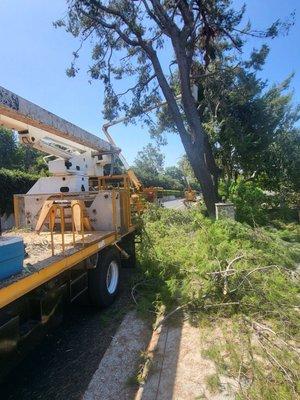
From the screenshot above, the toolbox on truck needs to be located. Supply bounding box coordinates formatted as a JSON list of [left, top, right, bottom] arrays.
[[0, 237, 24, 281]]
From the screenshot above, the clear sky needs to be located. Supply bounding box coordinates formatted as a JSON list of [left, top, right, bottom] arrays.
[[0, 0, 299, 167]]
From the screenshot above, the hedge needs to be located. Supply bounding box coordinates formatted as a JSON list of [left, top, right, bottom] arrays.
[[159, 189, 184, 198], [0, 168, 38, 215]]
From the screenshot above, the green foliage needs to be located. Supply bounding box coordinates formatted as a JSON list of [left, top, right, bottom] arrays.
[[196, 59, 300, 193], [154, 43, 300, 195], [0, 127, 47, 174], [0, 168, 38, 215], [0, 128, 19, 169], [205, 374, 221, 394], [221, 179, 299, 226], [59, 0, 292, 122], [204, 71, 299, 191], [133, 167, 185, 191], [133, 143, 181, 189], [133, 150, 201, 191], [0, 128, 46, 216], [228, 180, 268, 225], [134, 144, 165, 177], [201, 320, 300, 399], [133, 145, 192, 190], [137, 207, 300, 395], [59, 1, 294, 213], [177, 155, 201, 190], [137, 207, 300, 335]]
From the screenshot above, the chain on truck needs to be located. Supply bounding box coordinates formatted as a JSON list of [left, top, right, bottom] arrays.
[[0, 86, 147, 380]]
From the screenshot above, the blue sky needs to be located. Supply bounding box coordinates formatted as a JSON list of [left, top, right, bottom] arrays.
[[0, 0, 299, 167]]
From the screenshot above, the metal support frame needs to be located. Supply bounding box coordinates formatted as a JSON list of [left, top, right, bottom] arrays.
[[97, 174, 130, 190], [45, 201, 89, 256]]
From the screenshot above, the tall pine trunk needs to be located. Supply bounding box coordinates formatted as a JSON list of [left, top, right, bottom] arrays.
[[148, 47, 219, 216], [179, 128, 219, 217]]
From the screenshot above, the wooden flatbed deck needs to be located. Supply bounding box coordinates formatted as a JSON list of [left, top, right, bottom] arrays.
[[0, 228, 133, 309]]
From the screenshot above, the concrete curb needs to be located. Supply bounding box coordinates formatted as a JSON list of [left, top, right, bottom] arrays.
[[134, 316, 164, 400]]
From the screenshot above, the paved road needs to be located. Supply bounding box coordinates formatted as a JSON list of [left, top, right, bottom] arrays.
[[163, 198, 186, 210], [0, 270, 134, 400], [163, 197, 202, 211]]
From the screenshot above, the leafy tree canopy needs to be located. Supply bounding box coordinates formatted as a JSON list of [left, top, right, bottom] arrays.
[[153, 38, 299, 193], [134, 143, 164, 176], [132, 144, 199, 190], [197, 66, 300, 192], [55, 0, 294, 215], [0, 127, 46, 174]]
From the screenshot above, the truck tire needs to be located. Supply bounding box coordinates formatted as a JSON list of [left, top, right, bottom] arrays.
[[88, 247, 120, 308]]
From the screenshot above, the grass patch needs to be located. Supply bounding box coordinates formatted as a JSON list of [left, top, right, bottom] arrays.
[[205, 373, 222, 394], [126, 351, 149, 387]]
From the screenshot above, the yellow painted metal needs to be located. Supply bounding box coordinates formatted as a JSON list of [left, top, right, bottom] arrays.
[[71, 200, 92, 232], [119, 189, 131, 230], [126, 169, 143, 191], [96, 174, 131, 190], [60, 206, 65, 254], [125, 190, 131, 228], [3, 185, 136, 310], [0, 234, 116, 310], [184, 188, 197, 202], [111, 189, 117, 239], [47, 204, 67, 255], [49, 207, 55, 256]]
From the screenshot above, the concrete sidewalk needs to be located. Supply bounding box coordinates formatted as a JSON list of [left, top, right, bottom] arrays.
[[83, 311, 151, 400], [83, 311, 237, 400], [136, 320, 237, 400]]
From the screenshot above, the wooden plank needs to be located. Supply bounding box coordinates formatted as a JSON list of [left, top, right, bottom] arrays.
[[0, 241, 104, 309], [0, 231, 117, 309]]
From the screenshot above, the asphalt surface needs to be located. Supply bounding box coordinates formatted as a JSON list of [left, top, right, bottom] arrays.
[[0, 270, 134, 400], [163, 197, 202, 210], [163, 198, 186, 210]]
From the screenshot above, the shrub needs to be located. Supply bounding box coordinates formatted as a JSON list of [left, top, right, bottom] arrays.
[[158, 189, 183, 198], [228, 180, 269, 225], [0, 168, 38, 215]]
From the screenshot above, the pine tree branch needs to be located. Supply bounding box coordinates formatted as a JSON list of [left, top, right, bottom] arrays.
[[116, 74, 157, 96]]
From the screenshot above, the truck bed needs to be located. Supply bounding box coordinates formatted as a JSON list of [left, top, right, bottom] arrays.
[[0, 229, 125, 309]]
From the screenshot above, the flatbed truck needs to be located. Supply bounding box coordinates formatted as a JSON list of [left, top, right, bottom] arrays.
[[0, 86, 136, 380]]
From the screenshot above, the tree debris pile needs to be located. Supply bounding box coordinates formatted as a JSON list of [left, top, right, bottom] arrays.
[[135, 206, 299, 398]]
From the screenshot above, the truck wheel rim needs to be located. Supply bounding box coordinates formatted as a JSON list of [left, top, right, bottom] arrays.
[[106, 261, 119, 294]]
